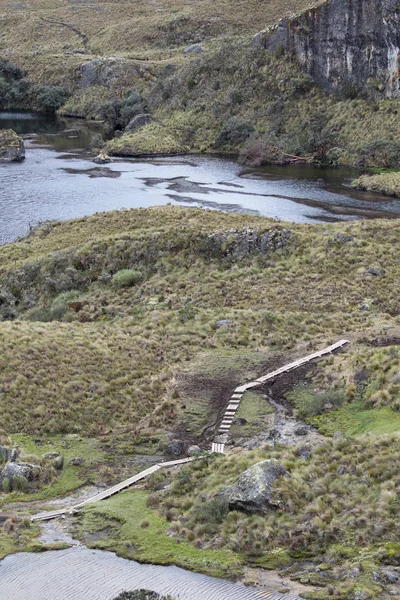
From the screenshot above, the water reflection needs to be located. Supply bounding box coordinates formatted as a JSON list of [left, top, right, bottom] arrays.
[[1, 110, 400, 245]]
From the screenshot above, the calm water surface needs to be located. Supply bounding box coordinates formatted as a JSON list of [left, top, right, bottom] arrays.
[[1, 111, 400, 244], [0, 547, 300, 600]]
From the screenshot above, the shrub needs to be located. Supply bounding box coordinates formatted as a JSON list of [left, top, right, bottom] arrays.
[[51, 290, 81, 311], [32, 85, 70, 113], [99, 89, 145, 130], [2, 477, 11, 493], [288, 386, 345, 420], [13, 475, 29, 493], [359, 140, 400, 168], [214, 118, 254, 148], [113, 269, 142, 287], [192, 497, 229, 526]]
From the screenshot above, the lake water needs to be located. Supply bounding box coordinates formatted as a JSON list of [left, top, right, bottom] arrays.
[[1, 111, 400, 245], [0, 547, 302, 600]]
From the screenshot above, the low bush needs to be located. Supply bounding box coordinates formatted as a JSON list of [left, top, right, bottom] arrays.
[[99, 89, 145, 130], [288, 386, 345, 420], [214, 118, 254, 148], [113, 269, 142, 287]]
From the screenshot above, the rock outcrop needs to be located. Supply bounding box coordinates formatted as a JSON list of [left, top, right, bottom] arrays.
[[254, 0, 400, 98], [125, 114, 152, 132], [219, 459, 288, 513], [0, 129, 25, 162], [0, 461, 42, 490]]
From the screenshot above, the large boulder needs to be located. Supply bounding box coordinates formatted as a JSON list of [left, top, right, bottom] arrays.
[[166, 439, 185, 457], [0, 462, 42, 490], [125, 114, 152, 132], [0, 129, 25, 162], [219, 459, 288, 513]]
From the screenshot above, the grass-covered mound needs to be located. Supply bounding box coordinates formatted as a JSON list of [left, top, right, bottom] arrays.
[[0, 207, 398, 439], [143, 438, 400, 598]]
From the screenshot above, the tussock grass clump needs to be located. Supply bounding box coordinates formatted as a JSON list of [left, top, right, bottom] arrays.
[[113, 269, 142, 288]]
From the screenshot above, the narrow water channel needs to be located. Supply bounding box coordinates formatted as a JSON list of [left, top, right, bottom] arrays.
[[1, 111, 400, 244]]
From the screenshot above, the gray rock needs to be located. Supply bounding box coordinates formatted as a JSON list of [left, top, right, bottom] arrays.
[[93, 152, 112, 164], [366, 267, 385, 277], [188, 445, 201, 456], [386, 571, 399, 583], [69, 457, 85, 466], [294, 425, 309, 436], [219, 459, 288, 514], [185, 44, 203, 54], [79, 57, 134, 90], [336, 233, 355, 244], [372, 571, 381, 581], [253, 0, 400, 99], [215, 320, 234, 328], [43, 452, 61, 459], [125, 114, 152, 132], [233, 417, 248, 426], [354, 592, 366, 600], [166, 439, 185, 457], [297, 445, 312, 460], [0, 462, 41, 489], [0, 129, 25, 162]]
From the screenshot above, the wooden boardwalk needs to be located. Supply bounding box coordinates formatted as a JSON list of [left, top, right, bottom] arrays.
[[31, 457, 196, 522], [32, 340, 349, 521], [211, 339, 349, 453]]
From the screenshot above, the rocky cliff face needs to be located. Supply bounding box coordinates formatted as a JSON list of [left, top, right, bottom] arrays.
[[254, 0, 400, 98]]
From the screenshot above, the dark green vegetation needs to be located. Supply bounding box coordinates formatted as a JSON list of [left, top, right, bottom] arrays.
[[0, 208, 399, 599], [3, 0, 400, 172], [0, 60, 69, 112]]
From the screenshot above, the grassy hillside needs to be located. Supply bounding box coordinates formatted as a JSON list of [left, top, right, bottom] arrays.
[[0, 207, 399, 598]]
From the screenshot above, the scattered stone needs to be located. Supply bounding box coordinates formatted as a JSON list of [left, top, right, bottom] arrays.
[[43, 452, 61, 459], [333, 432, 343, 439], [336, 233, 355, 244], [93, 152, 112, 164], [233, 417, 248, 426], [294, 425, 309, 436], [69, 457, 85, 466], [188, 445, 201, 456], [386, 571, 399, 584], [354, 592, 366, 600], [372, 571, 380, 581], [219, 459, 288, 514], [297, 445, 312, 460], [0, 129, 25, 162], [365, 267, 385, 277], [166, 439, 185, 457], [125, 114, 152, 132], [215, 319, 234, 328], [185, 43, 203, 54], [95, 481, 107, 488], [337, 465, 346, 475]]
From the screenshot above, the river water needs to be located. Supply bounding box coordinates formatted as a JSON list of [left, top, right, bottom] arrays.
[[1, 111, 400, 244]]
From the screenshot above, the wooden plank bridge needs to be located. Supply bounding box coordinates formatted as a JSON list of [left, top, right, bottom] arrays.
[[31, 457, 197, 522], [32, 339, 349, 521], [211, 339, 349, 454]]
